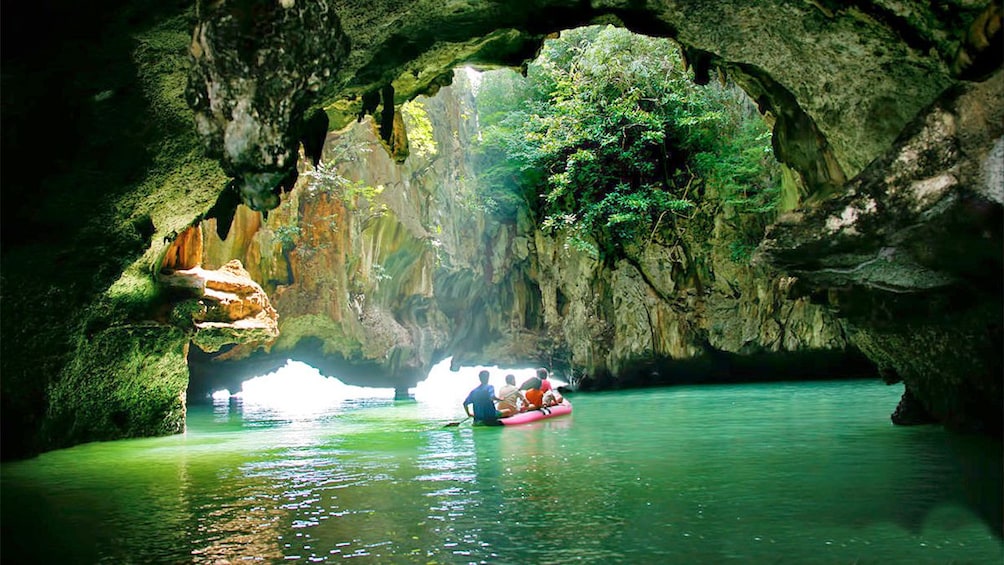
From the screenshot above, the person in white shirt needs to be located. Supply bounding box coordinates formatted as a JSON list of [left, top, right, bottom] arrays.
[[495, 373, 528, 417]]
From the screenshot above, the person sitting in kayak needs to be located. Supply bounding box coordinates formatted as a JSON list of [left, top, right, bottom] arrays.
[[520, 368, 552, 411], [538, 367, 564, 407], [463, 370, 501, 426], [524, 385, 545, 410], [495, 374, 528, 417]]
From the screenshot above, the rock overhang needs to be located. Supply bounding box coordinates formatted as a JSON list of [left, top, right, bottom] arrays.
[[186, 0, 1001, 211]]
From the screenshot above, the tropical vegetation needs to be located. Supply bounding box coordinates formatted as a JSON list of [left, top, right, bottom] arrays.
[[473, 26, 780, 260]]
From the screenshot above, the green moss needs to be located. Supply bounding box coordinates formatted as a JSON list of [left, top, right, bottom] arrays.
[[274, 315, 362, 359], [127, 14, 228, 257], [0, 6, 235, 458], [169, 299, 206, 329], [192, 325, 277, 354], [105, 271, 163, 316], [45, 326, 190, 448]]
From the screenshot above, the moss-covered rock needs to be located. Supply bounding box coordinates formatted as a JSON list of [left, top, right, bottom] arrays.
[[45, 326, 190, 448], [2, 4, 233, 458]]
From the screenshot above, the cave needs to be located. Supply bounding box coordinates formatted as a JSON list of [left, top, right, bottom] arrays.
[[3, 0, 1000, 457], [1, 0, 1002, 560]]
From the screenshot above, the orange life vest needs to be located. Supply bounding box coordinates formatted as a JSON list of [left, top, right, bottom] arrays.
[[525, 388, 544, 407]]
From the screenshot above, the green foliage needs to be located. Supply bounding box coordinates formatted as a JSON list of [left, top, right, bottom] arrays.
[[303, 163, 387, 217], [304, 162, 361, 195], [471, 70, 542, 219], [474, 26, 781, 259], [273, 225, 302, 251], [344, 182, 385, 209], [691, 107, 780, 214], [401, 100, 438, 159], [728, 241, 758, 265]]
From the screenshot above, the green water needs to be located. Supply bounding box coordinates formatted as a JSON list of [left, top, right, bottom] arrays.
[[2, 380, 1001, 564]]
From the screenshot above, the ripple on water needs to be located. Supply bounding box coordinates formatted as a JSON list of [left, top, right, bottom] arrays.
[[2, 381, 1002, 564]]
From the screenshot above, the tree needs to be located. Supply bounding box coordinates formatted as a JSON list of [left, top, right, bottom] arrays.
[[474, 26, 779, 260]]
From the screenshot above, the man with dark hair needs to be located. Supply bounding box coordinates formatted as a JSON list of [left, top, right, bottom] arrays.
[[496, 373, 528, 417], [463, 370, 501, 426], [536, 367, 552, 394]]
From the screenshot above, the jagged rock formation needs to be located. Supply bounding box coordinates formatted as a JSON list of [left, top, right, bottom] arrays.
[[1, 0, 1000, 458], [159, 258, 279, 353], [191, 75, 867, 400], [760, 71, 1004, 434], [189, 84, 479, 396], [186, 1, 1002, 196]]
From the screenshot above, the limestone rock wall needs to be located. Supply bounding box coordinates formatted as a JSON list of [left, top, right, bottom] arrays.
[[195, 71, 861, 396], [159, 257, 279, 353], [760, 70, 1004, 434], [516, 197, 857, 387], [193, 77, 486, 390]]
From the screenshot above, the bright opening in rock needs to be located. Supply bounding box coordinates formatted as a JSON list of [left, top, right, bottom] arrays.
[[211, 358, 566, 410], [217, 360, 396, 412]]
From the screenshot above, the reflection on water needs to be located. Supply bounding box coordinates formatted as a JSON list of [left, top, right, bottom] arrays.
[[2, 380, 1002, 563]]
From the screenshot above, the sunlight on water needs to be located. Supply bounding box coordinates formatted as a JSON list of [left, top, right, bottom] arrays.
[[2, 378, 1001, 564]]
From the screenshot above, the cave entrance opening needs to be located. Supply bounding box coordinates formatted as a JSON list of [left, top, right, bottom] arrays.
[[202, 357, 567, 419], [208, 360, 397, 412], [192, 24, 789, 422]]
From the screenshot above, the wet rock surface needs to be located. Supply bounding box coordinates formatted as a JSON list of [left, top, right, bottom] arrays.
[[760, 72, 1004, 434]]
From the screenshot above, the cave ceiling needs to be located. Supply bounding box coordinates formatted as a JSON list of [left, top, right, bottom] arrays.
[[187, 0, 1000, 221]]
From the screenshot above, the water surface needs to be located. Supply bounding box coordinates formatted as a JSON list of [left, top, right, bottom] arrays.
[[3, 379, 1001, 563]]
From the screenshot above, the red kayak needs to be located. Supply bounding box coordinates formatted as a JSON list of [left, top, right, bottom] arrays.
[[499, 400, 572, 425]]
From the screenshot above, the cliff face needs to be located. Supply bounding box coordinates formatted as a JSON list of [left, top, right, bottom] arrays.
[[527, 232, 859, 388], [761, 71, 1004, 433], [474, 171, 863, 388], [191, 78, 483, 393], [193, 73, 863, 398], [1, 0, 1000, 458]]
